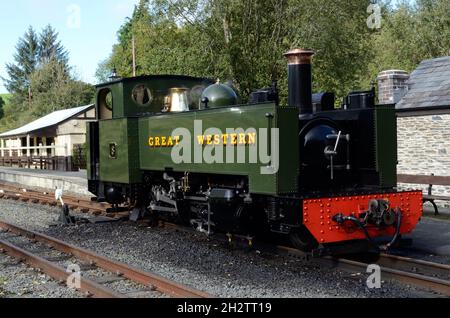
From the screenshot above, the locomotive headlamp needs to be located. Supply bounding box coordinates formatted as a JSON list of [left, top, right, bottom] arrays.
[[164, 88, 190, 112]]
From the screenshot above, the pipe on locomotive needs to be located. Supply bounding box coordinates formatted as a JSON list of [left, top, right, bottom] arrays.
[[284, 49, 315, 115]]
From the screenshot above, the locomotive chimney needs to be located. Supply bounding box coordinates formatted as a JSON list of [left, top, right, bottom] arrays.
[[284, 49, 315, 115]]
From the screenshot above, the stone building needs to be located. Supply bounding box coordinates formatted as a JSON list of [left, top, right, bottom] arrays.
[[378, 56, 450, 205], [0, 105, 95, 171]]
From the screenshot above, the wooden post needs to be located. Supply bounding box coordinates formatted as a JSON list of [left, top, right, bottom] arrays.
[[17, 138, 21, 158], [132, 34, 136, 77], [33, 137, 37, 157], [0, 139, 4, 157], [26, 135, 31, 158], [42, 137, 47, 157], [8, 139, 12, 158]]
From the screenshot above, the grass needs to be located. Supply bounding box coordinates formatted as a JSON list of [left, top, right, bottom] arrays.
[[0, 93, 11, 103]]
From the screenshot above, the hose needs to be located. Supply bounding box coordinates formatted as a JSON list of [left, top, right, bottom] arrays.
[[384, 209, 403, 250], [333, 209, 403, 250], [333, 214, 376, 245]]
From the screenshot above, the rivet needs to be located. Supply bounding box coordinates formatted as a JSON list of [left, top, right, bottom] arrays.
[[320, 216, 324, 220], [335, 226, 339, 230], [321, 239, 325, 243], [329, 227, 333, 231], [321, 222, 324, 226], [321, 231, 325, 234]]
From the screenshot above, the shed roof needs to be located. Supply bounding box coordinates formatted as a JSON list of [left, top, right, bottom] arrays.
[[0, 104, 94, 138], [397, 56, 450, 110]]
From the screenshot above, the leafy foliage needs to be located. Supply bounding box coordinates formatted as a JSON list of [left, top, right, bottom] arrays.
[[38, 25, 69, 66], [362, 0, 450, 88], [3, 26, 39, 96], [0, 97, 4, 119], [99, 0, 449, 105], [28, 59, 94, 118], [0, 26, 94, 133]]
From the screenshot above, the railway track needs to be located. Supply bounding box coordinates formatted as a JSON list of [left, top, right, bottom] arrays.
[[277, 246, 450, 296], [0, 220, 211, 298], [0, 183, 114, 217], [1, 182, 449, 296], [157, 222, 450, 296]]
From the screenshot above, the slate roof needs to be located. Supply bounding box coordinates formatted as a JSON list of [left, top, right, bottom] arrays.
[[0, 104, 94, 138], [397, 56, 450, 110]]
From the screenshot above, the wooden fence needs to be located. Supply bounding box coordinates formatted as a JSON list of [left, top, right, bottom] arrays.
[[0, 156, 72, 171], [0, 144, 79, 171]]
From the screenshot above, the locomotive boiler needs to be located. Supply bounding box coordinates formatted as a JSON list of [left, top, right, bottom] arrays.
[[86, 49, 423, 255]]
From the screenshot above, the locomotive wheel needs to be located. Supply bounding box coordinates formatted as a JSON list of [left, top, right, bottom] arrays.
[[289, 227, 318, 252]]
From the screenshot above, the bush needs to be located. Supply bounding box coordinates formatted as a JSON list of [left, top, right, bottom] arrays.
[[72, 143, 87, 170]]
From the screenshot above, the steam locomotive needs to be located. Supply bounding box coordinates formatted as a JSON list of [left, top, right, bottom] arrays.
[[86, 49, 422, 255]]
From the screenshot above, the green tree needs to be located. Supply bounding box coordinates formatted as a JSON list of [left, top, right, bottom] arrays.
[[0, 97, 4, 119], [28, 59, 94, 117], [95, 58, 113, 83], [362, 0, 450, 88], [3, 26, 39, 96], [288, 0, 374, 98], [38, 25, 69, 66], [98, 0, 449, 105], [415, 0, 450, 58], [3, 25, 70, 99], [201, 0, 293, 98], [0, 25, 92, 132]]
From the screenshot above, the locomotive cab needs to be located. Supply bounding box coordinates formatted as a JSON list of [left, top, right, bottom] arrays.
[[95, 75, 214, 119]]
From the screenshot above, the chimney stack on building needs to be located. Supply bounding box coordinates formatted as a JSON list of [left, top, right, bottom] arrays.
[[377, 70, 410, 105]]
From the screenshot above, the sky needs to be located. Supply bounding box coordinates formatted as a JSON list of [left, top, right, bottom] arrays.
[[0, 0, 139, 94]]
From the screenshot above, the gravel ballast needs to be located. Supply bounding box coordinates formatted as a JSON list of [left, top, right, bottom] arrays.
[[0, 251, 83, 298], [0, 200, 441, 298]]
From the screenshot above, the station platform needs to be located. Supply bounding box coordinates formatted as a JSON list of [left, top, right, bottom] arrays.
[[409, 216, 450, 256], [0, 167, 90, 197]]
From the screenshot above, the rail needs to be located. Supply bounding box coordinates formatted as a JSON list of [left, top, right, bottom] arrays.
[[0, 220, 212, 298]]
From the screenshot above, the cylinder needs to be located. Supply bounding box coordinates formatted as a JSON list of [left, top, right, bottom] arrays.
[[284, 49, 315, 115]]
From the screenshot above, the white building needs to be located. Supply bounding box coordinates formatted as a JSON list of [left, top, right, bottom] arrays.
[[378, 56, 450, 206], [0, 105, 95, 171]]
